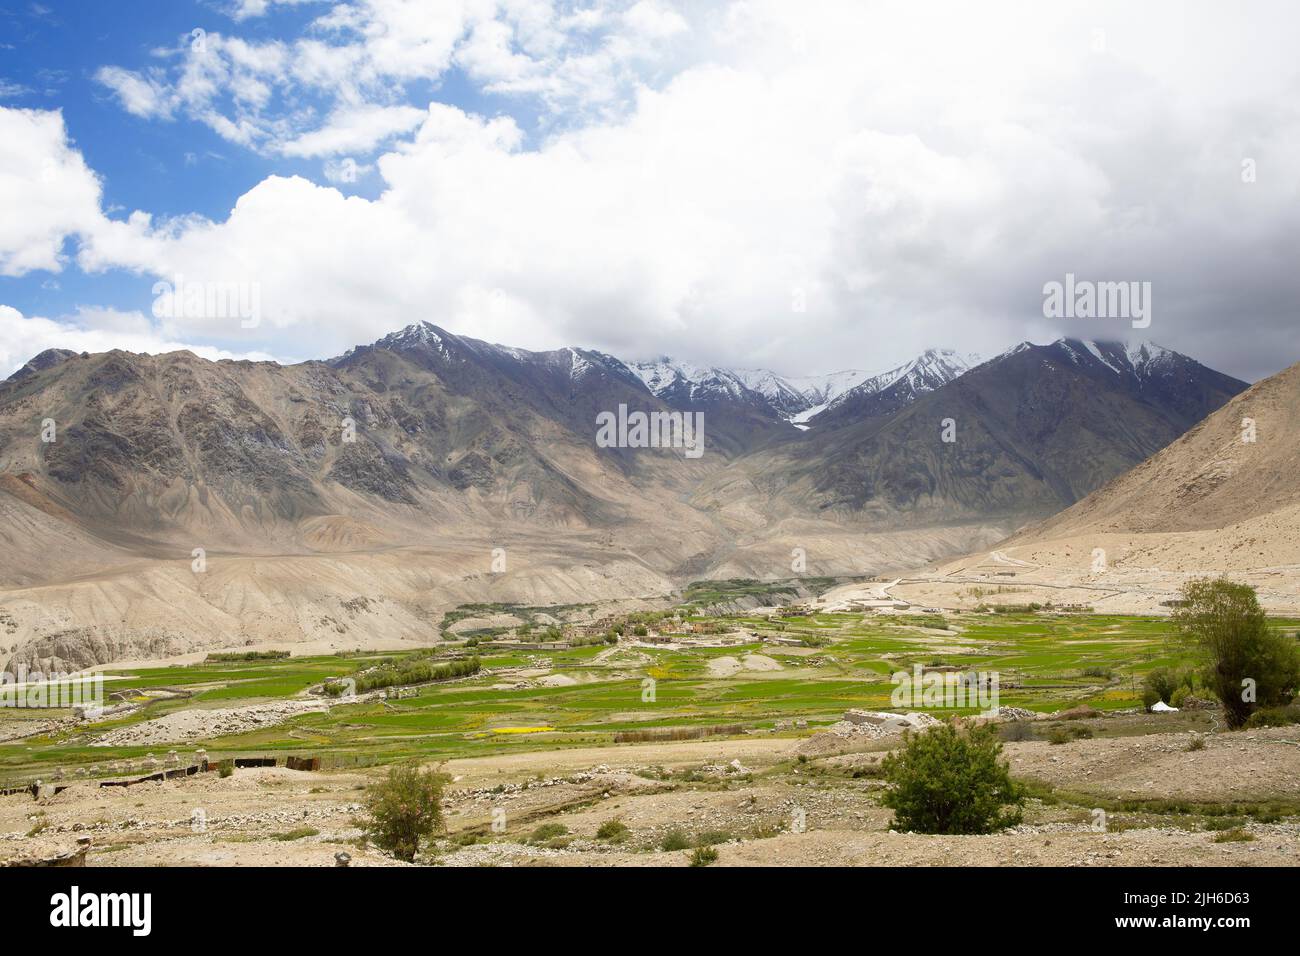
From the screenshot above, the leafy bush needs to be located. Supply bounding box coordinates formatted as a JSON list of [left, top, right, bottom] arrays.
[[1212, 828, 1255, 843], [528, 822, 569, 843], [689, 846, 718, 867], [362, 765, 446, 862], [1082, 666, 1113, 679], [1047, 724, 1093, 744], [880, 724, 1023, 834], [1173, 578, 1300, 728], [660, 828, 691, 851], [272, 826, 319, 841], [912, 614, 950, 630], [1185, 735, 1206, 752], [997, 720, 1035, 742], [217, 761, 234, 778], [596, 819, 630, 842], [1143, 667, 1195, 706], [695, 830, 733, 847], [1244, 706, 1299, 729]]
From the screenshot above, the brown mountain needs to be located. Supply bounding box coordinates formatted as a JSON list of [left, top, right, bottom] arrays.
[[692, 339, 1247, 527], [908, 360, 1300, 615], [0, 328, 1251, 669], [1008, 358, 1300, 546]]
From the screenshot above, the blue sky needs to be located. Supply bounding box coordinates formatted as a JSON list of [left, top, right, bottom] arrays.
[[0, 0, 518, 325], [1, 0, 1298, 381]]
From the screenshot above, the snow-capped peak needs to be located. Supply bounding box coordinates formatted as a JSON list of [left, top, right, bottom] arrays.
[[807, 348, 980, 420], [1050, 338, 1182, 379]]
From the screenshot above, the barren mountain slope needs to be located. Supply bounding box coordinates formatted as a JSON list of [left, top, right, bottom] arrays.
[[899, 362, 1300, 614], [1012, 360, 1300, 537], [0, 331, 1255, 666], [692, 339, 1247, 527]]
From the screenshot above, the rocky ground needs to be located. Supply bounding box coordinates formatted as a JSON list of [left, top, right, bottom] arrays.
[[5, 718, 1298, 867]]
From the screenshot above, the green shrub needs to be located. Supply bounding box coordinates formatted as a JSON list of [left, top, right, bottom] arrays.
[[1244, 706, 1298, 729], [913, 615, 950, 630], [218, 761, 234, 778], [1170, 686, 1190, 709], [695, 830, 733, 847], [880, 724, 1023, 834], [1212, 828, 1255, 843], [528, 822, 569, 843], [997, 720, 1035, 742], [362, 765, 446, 862], [1185, 735, 1206, 752], [689, 846, 718, 867], [1082, 666, 1113, 679], [1143, 667, 1194, 706], [596, 819, 630, 843], [1047, 724, 1093, 744], [660, 828, 691, 851], [272, 826, 319, 841], [1173, 578, 1300, 728], [1202, 815, 1244, 831]]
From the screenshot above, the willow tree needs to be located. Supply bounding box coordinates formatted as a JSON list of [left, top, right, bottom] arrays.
[[1172, 578, 1300, 728]]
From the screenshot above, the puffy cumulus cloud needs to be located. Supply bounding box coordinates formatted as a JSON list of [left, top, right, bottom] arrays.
[[68, 0, 1300, 381], [95, 0, 696, 158], [0, 305, 276, 378], [0, 107, 105, 277], [455, 0, 696, 115], [14, 0, 1300, 384]]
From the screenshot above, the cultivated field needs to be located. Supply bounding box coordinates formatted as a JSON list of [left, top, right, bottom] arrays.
[[4, 597, 1299, 866]]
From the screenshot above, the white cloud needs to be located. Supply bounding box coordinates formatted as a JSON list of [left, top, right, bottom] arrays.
[[94, 66, 173, 119], [322, 156, 372, 183], [0, 80, 33, 99], [94, 1, 696, 155], [280, 103, 426, 157], [0, 305, 277, 378], [623, 1, 688, 40], [11, 1, 1300, 383], [228, 0, 327, 22], [0, 107, 104, 276]]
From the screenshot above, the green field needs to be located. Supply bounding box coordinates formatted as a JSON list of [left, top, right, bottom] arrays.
[[3, 610, 1296, 786]]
